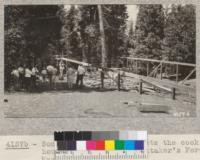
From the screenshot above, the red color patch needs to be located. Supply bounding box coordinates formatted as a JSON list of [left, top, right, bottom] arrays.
[[96, 140, 105, 150]]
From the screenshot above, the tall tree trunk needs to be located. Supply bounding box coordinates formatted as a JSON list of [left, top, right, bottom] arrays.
[[98, 5, 107, 68], [82, 46, 87, 63]]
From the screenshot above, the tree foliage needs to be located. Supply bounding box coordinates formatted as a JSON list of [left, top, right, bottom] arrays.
[[79, 5, 101, 64], [5, 5, 196, 89], [103, 5, 128, 67], [134, 4, 165, 59], [5, 5, 62, 88], [128, 4, 195, 64], [162, 4, 196, 63], [59, 5, 82, 60]]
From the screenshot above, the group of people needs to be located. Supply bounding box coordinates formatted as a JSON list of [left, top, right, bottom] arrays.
[[10, 61, 86, 91], [59, 61, 86, 89], [11, 65, 39, 91]]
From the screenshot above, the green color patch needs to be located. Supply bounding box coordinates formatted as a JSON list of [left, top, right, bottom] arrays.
[[115, 140, 124, 150]]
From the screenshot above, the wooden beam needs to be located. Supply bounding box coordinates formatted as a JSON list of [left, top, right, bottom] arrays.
[[139, 80, 143, 94], [118, 73, 121, 91], [176, 64, 179, 82], [147, 62, 149, 76], [124, 57, 196, 67], [179, 68, 196, 85], [160, 62, 163, 80], [141, 79, 176, 100], [55, 57, 91, 66], [131, 60, 133, 71], [142, 79, 172, 92], [149, 63, 161, 77], [127, 59, 129, 70], [136, 61, 138, 74]]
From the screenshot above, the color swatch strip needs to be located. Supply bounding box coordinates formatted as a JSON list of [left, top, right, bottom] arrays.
[[54, 131, 147, 151], [56, 140, 144, 151], [54, 131, 147, 141]]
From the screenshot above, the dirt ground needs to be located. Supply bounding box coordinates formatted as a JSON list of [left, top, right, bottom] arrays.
[[3, 74, 196, 118], [1, 75, 198, 135]]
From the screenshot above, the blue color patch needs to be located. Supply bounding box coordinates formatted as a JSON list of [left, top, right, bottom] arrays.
[[135, 140, 144, 150], [124, 140, 135, 150]]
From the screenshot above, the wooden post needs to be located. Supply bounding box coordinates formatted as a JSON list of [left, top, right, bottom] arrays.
[[147, 62, 149, 76], [160, 62, 163, 80], [139, 80, 142, 94], [101, 70, 104, 89], [172, 88, 176, 100], [136, 60, 138, 74], [130, 60, 133, 71], [132, 60, 134, 71], [176, 64, 179, 82], [127, 59, 129, 71], [117, 73, 121, 91]]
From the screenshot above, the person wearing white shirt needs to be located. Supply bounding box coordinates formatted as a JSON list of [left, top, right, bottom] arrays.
[[46, 65, 56, 89], [25, 67, 32, 91], [41, 66, 47, 83], [31, 66, 39, 90], [18, 65, 24, 89], [52, 67, 57, 89]]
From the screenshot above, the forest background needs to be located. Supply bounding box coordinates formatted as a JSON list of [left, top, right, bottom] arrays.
[[4, 4, 196, 88]]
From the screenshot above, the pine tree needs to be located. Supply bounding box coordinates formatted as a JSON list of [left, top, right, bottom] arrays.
[[59, 5, 82, 60], [134, 4, 165, 59], [162, 4, 195, 63], [79, 5, 100, 64], [103, 5, 128, 67], [127, 21, 136, 55], [79, 5, 128, 67]]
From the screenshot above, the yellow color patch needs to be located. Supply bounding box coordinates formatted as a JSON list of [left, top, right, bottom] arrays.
[[105, 140, 115, 150]]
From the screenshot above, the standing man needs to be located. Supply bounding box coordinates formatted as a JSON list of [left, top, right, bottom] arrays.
[[18, 65, 25, 90], [41, 66, 47, 83], [11, 67, 20, 90], [76, 64, 86, 88], [31, 65, 39, 91], [52, 67, 57, 90], [46, 65, 54, 89], [67, 65, 75, 89], [59, 60, 65, 80], [24, 66, 32, 91]]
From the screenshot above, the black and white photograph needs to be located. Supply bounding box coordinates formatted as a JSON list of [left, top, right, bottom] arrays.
[[4, 4, 196, 118]]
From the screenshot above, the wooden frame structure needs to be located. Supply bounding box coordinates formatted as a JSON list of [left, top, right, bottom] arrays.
[[139, 79, 176, 100], [123, 57, 196, 84]]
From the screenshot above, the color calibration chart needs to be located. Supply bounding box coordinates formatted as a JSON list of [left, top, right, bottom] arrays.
[[54, 131, 148, 160]]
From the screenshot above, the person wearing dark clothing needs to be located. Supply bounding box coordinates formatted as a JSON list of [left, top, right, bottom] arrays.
[[76, 65, 85, 88], [31, 66, 38, 91], [100, 69, 104, 88], [24, 67, 32, 91]]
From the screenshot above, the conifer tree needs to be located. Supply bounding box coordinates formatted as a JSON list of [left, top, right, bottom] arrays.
[[134, 4, 165, 59]]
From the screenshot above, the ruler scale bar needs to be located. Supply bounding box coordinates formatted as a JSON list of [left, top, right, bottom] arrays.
[[55, 152, 148, 160]]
